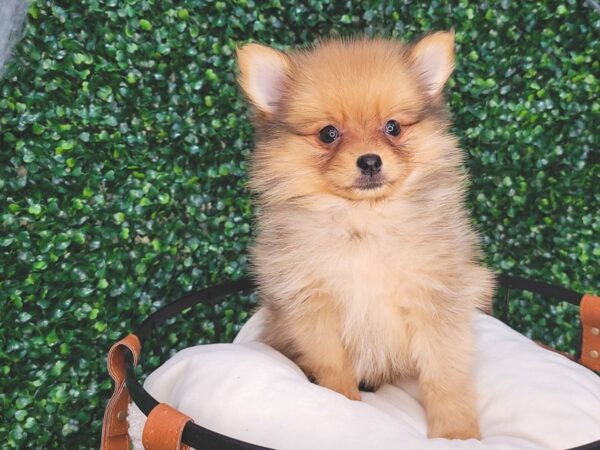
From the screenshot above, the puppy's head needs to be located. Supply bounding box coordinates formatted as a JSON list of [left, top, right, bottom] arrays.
[[237, 33, 459, 203]]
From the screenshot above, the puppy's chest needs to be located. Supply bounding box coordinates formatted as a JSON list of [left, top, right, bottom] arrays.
[[301, 209, 408, 298], [272, 207, 436, 378]]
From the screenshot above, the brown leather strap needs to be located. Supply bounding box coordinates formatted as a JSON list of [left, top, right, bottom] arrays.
[[142, 403, 193, 450], [579, 294, 600, 371], [101, 334, 142, 450]]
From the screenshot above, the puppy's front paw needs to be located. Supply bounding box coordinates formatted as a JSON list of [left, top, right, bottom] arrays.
[[420, 377, 481, 440], [322, 378, 361, 401], [317, 370, 361, 401], [428, 416, 481, 440], [337, 383, 361, 401]]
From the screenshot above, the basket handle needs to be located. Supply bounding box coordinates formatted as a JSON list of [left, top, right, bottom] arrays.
[[101, 334, 141, 450], [579, 294, 600, 372], [142, 403, 194, 450]]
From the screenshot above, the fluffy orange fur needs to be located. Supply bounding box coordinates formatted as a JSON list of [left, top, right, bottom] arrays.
[[236, 32, 495, 440]]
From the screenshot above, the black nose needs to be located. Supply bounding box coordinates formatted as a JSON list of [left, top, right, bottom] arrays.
[[356, 154, 382, 176]]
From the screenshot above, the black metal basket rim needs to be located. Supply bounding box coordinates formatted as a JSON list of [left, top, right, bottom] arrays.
[[123, 274, 600, 450]]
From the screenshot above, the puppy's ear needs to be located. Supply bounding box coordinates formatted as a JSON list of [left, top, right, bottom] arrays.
[[409, 30, 455, 97], [236, 43, 290, 115]]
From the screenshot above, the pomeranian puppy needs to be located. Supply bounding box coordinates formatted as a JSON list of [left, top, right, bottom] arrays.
[[236, 31, 495, 440]]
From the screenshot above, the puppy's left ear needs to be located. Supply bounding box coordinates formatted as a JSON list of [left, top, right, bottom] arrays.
[[409, 30, 455, 97], [236, 43, 291, 115]]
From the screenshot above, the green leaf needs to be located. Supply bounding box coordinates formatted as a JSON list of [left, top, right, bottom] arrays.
[[139, 19, 152, 31], [32, 123, 45, 135], [113, 212, 125, 224], [28, 204, 42, 215]]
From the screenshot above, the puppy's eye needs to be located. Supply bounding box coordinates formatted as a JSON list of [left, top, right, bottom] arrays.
[[384, 120, 401, 137], [319, 125, 339, 144]]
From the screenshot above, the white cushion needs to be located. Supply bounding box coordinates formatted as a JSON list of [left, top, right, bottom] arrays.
[[128, 311, 600, 450]]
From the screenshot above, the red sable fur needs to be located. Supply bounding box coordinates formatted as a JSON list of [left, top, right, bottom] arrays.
[[237, 32, 494, 440]]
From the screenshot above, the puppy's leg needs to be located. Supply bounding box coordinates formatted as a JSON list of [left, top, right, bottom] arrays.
[[413, 323, 480, 440], [296, 304, 360, 400], [264, 296, 360, 401]]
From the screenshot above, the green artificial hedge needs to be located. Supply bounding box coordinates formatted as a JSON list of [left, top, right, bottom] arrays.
[[1, 1, 598, 448]]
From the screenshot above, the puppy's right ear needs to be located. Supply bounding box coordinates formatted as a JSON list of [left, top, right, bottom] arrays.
[[236, 43, 290, 115]]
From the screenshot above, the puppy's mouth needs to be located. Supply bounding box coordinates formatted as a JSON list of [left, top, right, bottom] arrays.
[[352, 174, 387, 191], [353, 180, 385, 190]]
